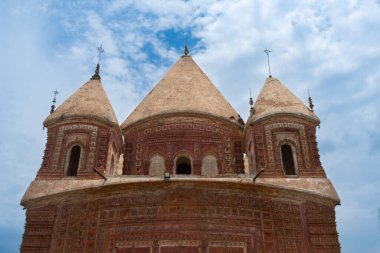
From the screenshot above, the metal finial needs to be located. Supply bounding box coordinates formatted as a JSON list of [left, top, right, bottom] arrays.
[[249, 88, 255, 114], [249, 88, 253, 106], [308, 89, 314, 112], [184, 34, 189, 56], [91, 45, 104, 80], [50, 89, 59, 114], [97, 44, 104, 64], [264, 49, 272, 78]]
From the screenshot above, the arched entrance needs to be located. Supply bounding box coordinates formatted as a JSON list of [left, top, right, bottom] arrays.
[[176, 156, 191, 175]]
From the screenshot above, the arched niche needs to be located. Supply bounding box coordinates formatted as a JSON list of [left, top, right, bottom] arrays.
[[149, 154, 165, 176], [281, 144, 297, 176], [65, 145, 81, 177], [201, 154, 218, 177]]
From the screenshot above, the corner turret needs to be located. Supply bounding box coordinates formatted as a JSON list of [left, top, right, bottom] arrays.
[[245, 77, 325, 178], [37, 65, 123, 179]]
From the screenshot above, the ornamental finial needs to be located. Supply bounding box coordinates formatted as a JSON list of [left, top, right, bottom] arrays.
[[91, 44, 104, 80], [308, 89, 315, 112], [264, 49, 272, 78], [183, 33, 189, 56], [249, 88, 255, 114], [50, 89, 59, 114]]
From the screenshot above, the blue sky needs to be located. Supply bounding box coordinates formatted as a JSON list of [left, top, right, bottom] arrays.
[[0, 0, 379, 252]]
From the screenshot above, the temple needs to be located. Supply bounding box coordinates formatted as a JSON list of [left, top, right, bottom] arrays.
[[21, 50, 340, 253]]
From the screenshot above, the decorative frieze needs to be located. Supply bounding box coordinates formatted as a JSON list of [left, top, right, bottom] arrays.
[[123, 117, 242, 175], [21, 186, 339, 253]]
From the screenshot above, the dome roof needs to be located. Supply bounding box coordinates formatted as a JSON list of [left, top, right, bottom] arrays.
[[249, 77, 319, 124], [43, 78, 119, 127], [121, 56, 240, 129]]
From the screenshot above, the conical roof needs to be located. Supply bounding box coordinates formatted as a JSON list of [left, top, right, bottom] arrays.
[[121, 56, 240, 128], [44, 78, 119, 127], [249, 77, 319, 124]]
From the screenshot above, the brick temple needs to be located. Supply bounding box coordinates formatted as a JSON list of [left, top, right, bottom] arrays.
[[21, 48, 340, 252]]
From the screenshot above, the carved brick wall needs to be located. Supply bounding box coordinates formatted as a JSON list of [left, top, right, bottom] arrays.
[[122, 116, 244, 176], [21, 183, 340, 253], [37, 122, 121, 179], [21, 205, 56, 252], [245, 117, 326, 178], [305, 202, 340, 253]]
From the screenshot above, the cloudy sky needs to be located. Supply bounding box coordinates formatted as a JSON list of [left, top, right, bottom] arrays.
[[0, 0, 379, 252]]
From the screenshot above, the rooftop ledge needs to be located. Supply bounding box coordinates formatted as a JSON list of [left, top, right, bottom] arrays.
[[21, 176, 340, 206]]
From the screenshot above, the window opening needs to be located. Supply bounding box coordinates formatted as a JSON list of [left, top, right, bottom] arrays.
[[176, 157, 191, 175], [67, 145, 81, 176], [281, 144, 296, 175]]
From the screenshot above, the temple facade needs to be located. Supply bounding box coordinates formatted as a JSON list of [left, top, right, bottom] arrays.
[[21, 51, 340, 253]]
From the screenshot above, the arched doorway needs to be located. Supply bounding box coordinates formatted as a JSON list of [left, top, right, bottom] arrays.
[[176, 156, 191, 175]]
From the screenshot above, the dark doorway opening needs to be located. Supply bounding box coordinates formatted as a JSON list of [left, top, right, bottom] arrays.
[[281, 144, 296, 175], [67, 145, 81, 176], [176, 157, 191, 175]]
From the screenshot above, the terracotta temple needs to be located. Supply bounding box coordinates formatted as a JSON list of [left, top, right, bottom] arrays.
[[21, 48, 340, 253]]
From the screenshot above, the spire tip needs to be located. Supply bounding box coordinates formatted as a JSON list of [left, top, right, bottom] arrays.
[[91, 45, 104, 80], [91, 63, 101, 80], [50, 89, 59, 114], [183, 33, 189, 56], [308, 89, 315, 112], [249, 88, 255, 114], [264, 49, 272, 78]]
